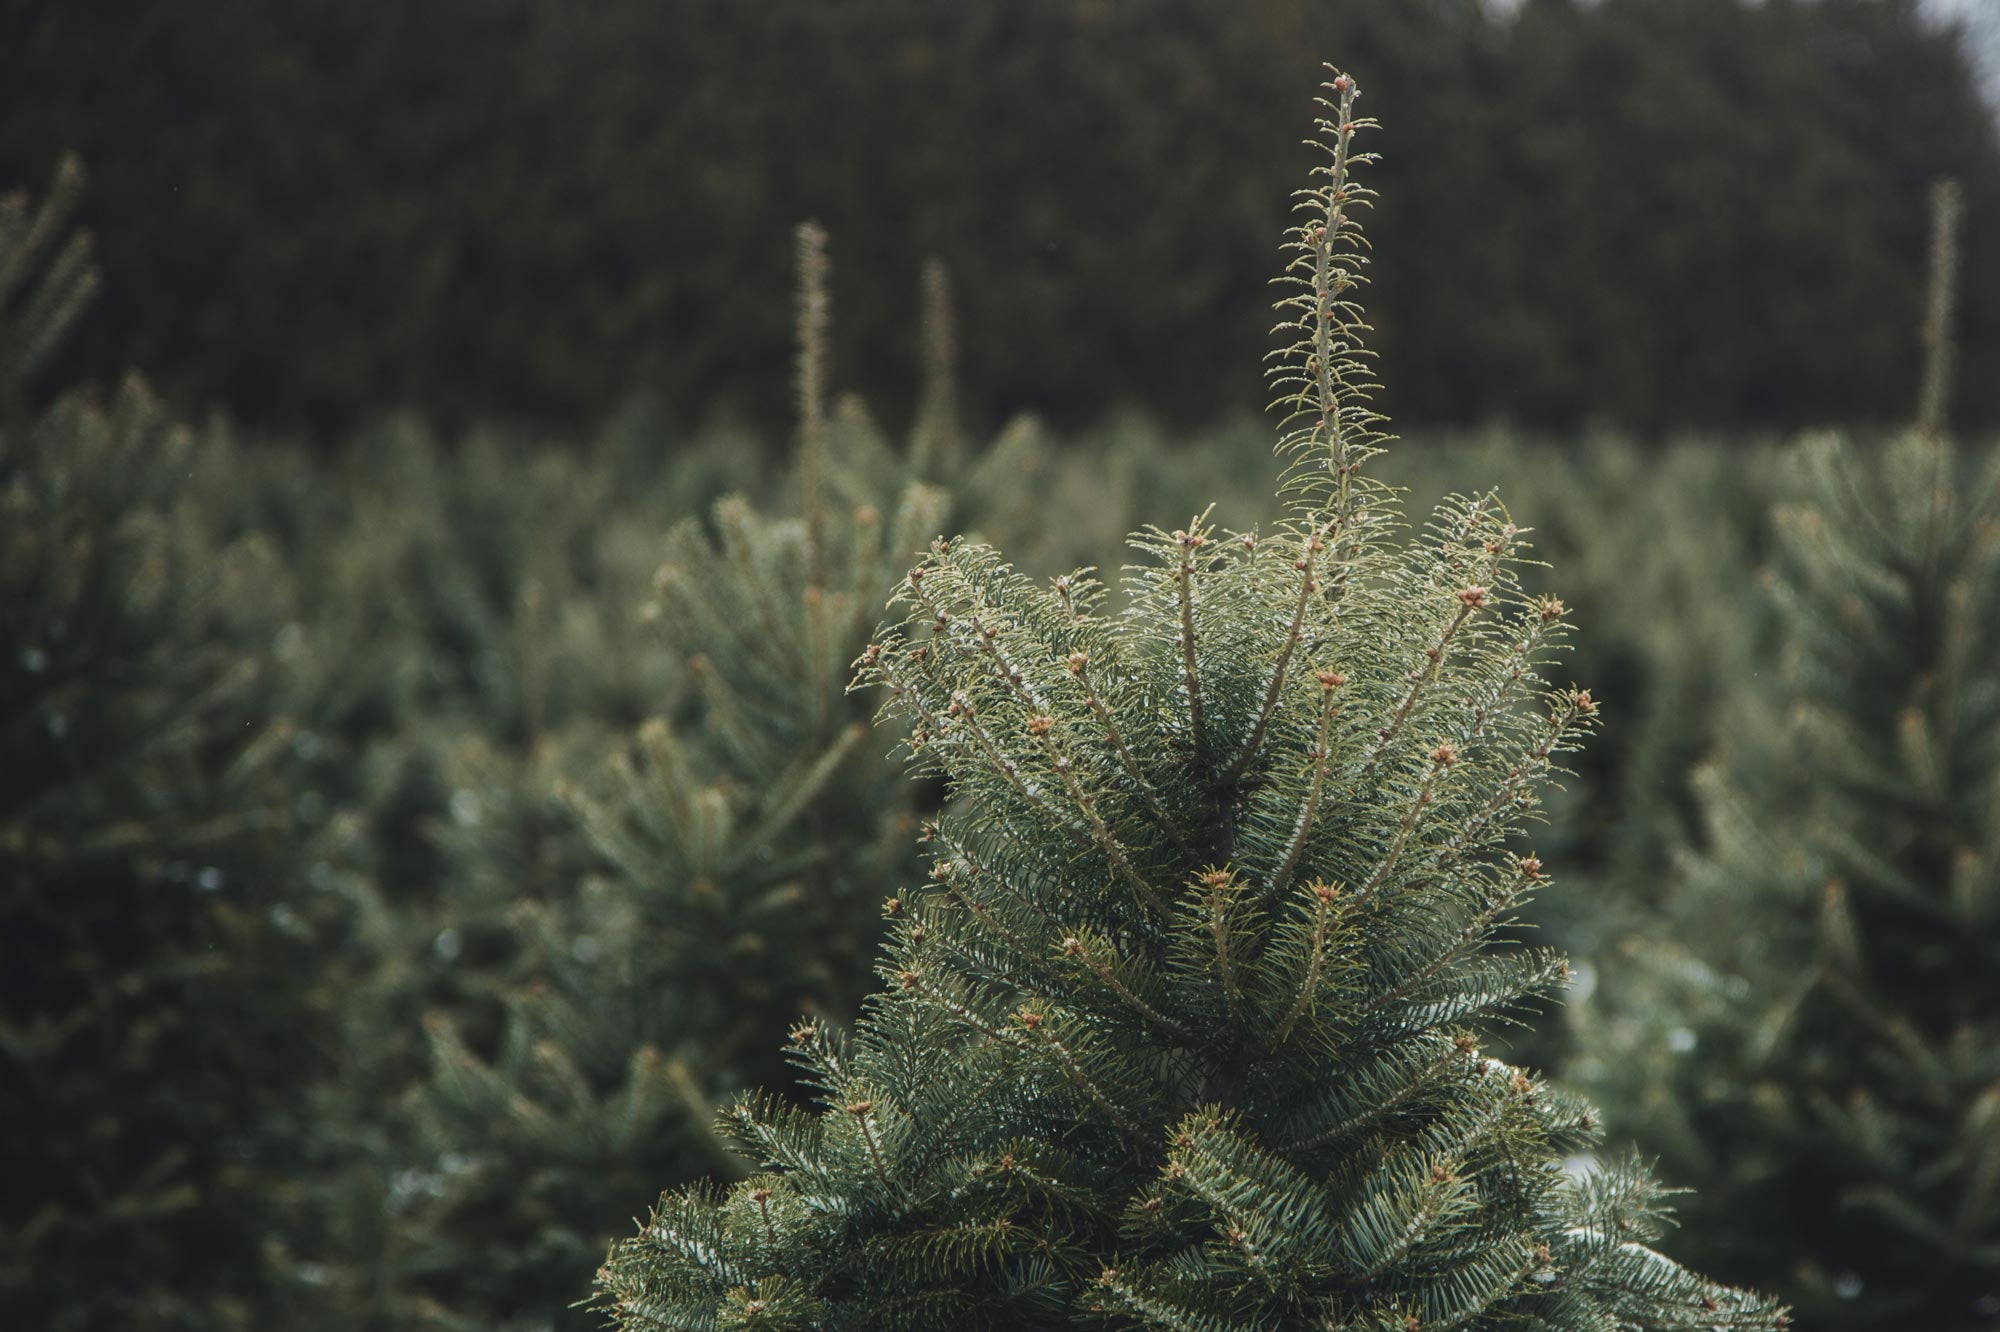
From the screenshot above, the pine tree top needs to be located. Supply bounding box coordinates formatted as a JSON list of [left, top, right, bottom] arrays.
[[595, 67, 1786, 1332]]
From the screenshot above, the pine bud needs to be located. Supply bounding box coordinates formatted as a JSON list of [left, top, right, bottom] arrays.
[[1518, 856, 1542, 881], [750, 1187, 772, 1204], [882, 896, 902, 916], [1457, 585, 1487, 609], [1331, 73, 1354, 93], [1430, 1163, 1453, 1184], [845, 1100, 873, 1116], [1017, 1009, 1041, 1031], [1575, 689, 1596, 715], [1066, 651, 1088, 674], [1430, 741, 1457, 767], [1454, 1034, 1478, 1055], [1317, 669, 1346, 691], [1027, 714, 1053, 736], [1062, 936, 1083, 955], [1312, 882, 1338, 903], [863, 642, 882, 664], [900, 970, 919, 989], [1510, 1073, 1533, 1095]]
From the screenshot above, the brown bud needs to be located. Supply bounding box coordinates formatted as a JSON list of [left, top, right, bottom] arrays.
[[1510, 1073, 1533, 1095], [863, 643, 882, 663], [1317, 669, 1346, 691], [882, 896, 902, 916], [750, 1187, 772, 1204], [1201, 869, 1231, 889], [1430, 742, 1458, 767], [1454, 1034, 1478, 1055], [1519, 856, 1542, 881], [1539, 596, 1566, 621], [900, 970, 919, 989], [1027, 715, 1054, 737], [1312, 882, 1338, 903], [1457, 586, 1488, 609], [1575, 689, 1596, 715], [1534, 1243, 1552, 1266], [1430, 1163, 1453, 1184], [1017, 1009, 1041, 1031], [1062, 936, 1083, 956]]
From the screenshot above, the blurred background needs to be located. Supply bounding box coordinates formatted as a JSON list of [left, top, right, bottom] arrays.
[[5, 0, 1998, 438], [6, 3, 2000, 1331]]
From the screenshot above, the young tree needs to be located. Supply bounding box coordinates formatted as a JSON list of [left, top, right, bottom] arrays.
[[591, 69, 1785, 1331], [0, 158, 331, 1331], [1573, 183, 2000, 1327]]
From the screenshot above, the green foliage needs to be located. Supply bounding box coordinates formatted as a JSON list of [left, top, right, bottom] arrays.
[[593, 70, 1784, 1331], [0, 159, 330, 1331], [5, 0, 1996, 434], [363, 226, 1068, 1330], [1574, 428, 2000, 1326]]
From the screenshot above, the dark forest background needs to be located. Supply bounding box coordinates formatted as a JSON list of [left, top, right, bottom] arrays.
[[4, 0, 1997, 441]]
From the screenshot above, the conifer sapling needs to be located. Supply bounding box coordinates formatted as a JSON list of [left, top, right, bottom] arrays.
[[593, 68, 1786, 1331]]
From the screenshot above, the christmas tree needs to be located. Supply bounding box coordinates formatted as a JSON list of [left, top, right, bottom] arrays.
[[592, 69, 1785, 1331], [383, 226, 1053, 1330], [1574, 180, 2000, 1327], [0, 157, 334, 1330]]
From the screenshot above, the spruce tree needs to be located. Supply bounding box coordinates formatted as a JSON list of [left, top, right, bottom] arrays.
[[384, 226, 1046, 1330], [0, 158, 331, 1330], [592, 69, 1784, 1331], [1574, 181, 2000, 1327]]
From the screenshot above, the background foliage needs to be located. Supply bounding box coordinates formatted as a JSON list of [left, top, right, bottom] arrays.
[[2, 0, 1996, 436]]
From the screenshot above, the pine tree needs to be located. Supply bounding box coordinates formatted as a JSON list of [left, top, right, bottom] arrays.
[[0, 158, 333, 1330], [381, 225, 1055, 1331], [1573, 181, 2000, 1327], [592, 69, 1785, 1332]]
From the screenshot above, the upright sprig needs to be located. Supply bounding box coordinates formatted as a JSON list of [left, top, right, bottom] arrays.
[[1269, 67, 1390, 532], [798, 220, 833, 585]]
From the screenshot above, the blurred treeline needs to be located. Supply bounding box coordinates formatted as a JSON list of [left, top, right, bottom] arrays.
[[3, 0, 1997, 438]]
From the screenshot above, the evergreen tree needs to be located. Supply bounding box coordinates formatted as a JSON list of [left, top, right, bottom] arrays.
[[383, 227, 1055, 1330], [1574, 183, 2000, 1327], [0, 158, 332, 1330], [592, 70, 1784, 1331]]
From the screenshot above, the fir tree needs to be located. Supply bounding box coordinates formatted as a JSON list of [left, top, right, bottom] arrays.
[[387, 225, 1040, 1330], [1574, 181, 2000, 1327], [592, 69, 1784, 1332], [0, 158, 331, 1330]]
